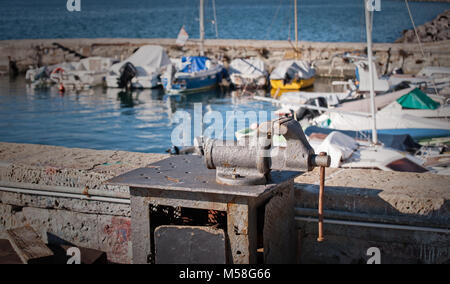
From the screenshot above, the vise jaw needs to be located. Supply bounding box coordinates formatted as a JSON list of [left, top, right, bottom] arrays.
[[195, 117, 330, 186]]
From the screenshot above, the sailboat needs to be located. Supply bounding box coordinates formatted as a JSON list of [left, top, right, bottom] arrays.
[[162, 0, 224, 94], [269, 0, 316, 93]]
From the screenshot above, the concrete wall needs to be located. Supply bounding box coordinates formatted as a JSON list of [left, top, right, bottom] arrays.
[[0, 142, 449, 263], [294, 168, 450, 264], [1, 38, 450, 78], [0, 142, 166, 264]]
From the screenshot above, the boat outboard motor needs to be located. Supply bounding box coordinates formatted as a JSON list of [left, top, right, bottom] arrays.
[[283, 62, 300, 85], [118, 62, 137, 90], [295, 97, 327, 120]]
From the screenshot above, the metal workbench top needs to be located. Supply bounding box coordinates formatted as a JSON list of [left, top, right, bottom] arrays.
[[107, 155, 301, 198]]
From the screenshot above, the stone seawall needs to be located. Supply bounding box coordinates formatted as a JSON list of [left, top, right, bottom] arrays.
[[0, 142, 448, 263], [1, 38, 450, 78], [0, 142, 166, 264]]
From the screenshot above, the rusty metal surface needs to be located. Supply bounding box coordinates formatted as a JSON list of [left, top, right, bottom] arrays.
[[108, 155, 301, 198], [154, 226, 226, 264], [317, 152, 326, 243], [263, 182, 296, 264], [195, 117, 330, 186]]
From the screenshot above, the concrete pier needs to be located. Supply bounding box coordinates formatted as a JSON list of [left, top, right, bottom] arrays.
[[1, 38, 450, 78], [0, 142, 448, 263]]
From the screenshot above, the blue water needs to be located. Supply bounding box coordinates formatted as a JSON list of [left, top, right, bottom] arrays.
[[0, 77, 281, 153], [0, 0, 449, 42]]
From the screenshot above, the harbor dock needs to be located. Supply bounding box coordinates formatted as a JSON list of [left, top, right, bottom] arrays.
[[1, 38, 450, 78]]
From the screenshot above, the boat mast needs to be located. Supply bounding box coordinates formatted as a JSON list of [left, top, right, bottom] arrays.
[[364, 0, 378, 145], [294, 0, 298, 59], [212, 0, 219, 38], [199, 0, 205, 56]]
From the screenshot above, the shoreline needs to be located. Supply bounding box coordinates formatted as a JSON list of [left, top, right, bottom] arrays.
[[1, 38, 450, 78]]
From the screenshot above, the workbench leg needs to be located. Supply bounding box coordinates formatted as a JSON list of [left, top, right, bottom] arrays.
[[227, 202, 257, 264], [130, 192, 151, 264], [263, 182, 296, 264]]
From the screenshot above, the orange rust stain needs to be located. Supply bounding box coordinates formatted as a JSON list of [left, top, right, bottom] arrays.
[[165, 176, 180, 183]]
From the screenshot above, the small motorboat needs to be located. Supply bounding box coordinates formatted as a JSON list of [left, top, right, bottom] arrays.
[[228, 58, 268, 89], [26, 57, 117, 90], [269, 60, 315, 92], [106, 45, 171, 89], [25, 62, 73, 88], [162, 56, 225, 94], [56, 57, 117, 90], [388, 66, 450, 90]]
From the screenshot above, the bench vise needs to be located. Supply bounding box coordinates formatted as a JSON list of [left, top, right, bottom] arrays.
[[195, 116, 331, 186]]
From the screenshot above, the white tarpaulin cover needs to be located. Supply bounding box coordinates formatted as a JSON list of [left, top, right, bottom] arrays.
[[279, 91, 352, 106], [229, 58, 266, 78], [269, 60, 315, 80], [76, 57, 117, 72], [109, 45, 171, 76], [322, 112, 450, 131], [315, 131, 358, 168], [337, 87, 414, 113]]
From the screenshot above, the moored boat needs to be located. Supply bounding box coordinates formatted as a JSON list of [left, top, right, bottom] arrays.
[[106, 45, 171, 89], [162, 56, 224, 94], [229, 58, 268, 89], [269, 60, 315, 93]]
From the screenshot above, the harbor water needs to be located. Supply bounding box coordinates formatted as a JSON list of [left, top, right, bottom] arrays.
[[0, 76, 343, 153]]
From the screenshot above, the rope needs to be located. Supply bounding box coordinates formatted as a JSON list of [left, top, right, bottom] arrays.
[[404, 0, 425, 58], [265, 0, 284, 40], [404, 0, 439, 96]]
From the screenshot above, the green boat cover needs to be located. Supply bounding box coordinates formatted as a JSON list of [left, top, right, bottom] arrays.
[[396, 88, 440, 110]]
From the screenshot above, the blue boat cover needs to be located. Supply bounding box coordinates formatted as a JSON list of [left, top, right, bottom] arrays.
[[305, 126, 421, 152], [180, 56, 209, 73]]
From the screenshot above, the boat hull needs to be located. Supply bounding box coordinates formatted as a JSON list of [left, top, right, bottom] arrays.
[[163, 69, 223, 94], [106, 75, 160, 89], [270, 77, 315, 91], [230, 74, 267, 89]]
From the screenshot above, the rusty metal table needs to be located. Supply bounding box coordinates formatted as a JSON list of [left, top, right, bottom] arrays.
[[108, 155, 301, 264]]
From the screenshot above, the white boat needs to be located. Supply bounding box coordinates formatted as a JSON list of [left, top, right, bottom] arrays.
[[389, 66, 450, 90], [308, 131, 428, 173], [336, 87, 415, 113], [25, 62, 79, 87], [274, 90, 355, 119], [338, 58, 450, 94], [106, 45, 171, 89], [57, 57, 117, 89], [378, 88, 450, 119], [312, 111, 450, 141], [229, 58, 268, 89], [417, 66, 450, 78], [26, 57, 117, 90]]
